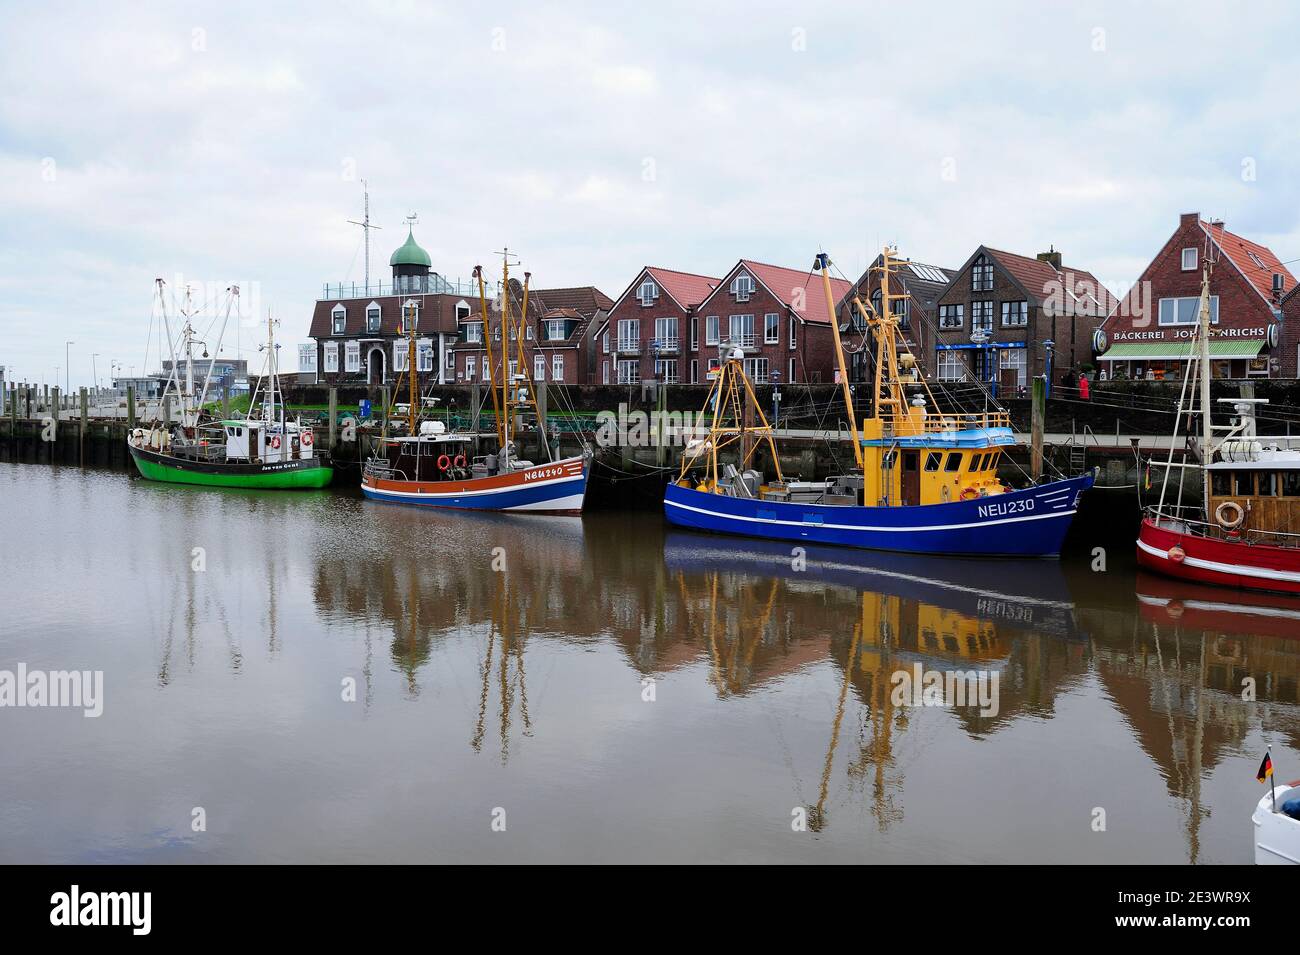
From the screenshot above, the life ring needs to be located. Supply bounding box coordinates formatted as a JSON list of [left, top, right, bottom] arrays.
[[437, 454, 452, 470], [959, 487, 979, 501], [453, 454, 467, 468], [1168, 545, 1185, 563], [1215, 501, 1244, 530], [301, 432, 313, 447], [270, 435, 281, 450]]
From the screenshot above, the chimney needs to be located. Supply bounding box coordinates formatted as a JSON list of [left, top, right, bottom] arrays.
[[1036, 246, 1062, 270], [1180, 211, 1200, 227], [1274, 273, 1285, 303]]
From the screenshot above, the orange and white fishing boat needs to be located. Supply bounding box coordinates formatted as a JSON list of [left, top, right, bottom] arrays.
[[361, 252, 589, 514]]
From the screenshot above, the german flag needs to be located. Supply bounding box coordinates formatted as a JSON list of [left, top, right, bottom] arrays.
[[1257, 751, 1273, 783]]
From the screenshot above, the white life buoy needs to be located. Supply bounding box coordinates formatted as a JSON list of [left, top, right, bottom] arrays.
[[1215, 500, 1244, 530], [270, 435, 282, 450], [301, 431, 313, 447]]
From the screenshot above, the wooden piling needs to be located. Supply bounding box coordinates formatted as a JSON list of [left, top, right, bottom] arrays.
[[327, 387, 338, 451], [1031, 375, 1045, 482], [79, 387, 88, 467], [126, 386, 136, 429]]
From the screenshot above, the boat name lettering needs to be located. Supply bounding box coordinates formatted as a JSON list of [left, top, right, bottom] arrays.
[[524, 466, 566, 483], [977, 498, 1035, 519]]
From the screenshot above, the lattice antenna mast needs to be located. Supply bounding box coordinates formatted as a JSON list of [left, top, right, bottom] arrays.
[[347, 181, 382, 289]]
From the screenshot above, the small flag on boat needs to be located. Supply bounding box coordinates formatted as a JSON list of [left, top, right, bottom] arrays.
[[1257, 750, 1273, 783], [1143, 463, 1151, 490]]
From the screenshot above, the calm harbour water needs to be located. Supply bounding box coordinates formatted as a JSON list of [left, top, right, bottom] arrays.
[[2, 460, 1297, 864]]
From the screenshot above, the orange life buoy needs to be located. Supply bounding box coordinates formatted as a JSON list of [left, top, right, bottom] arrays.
[[301, 431, 313, 447], [437, 454, 452, 470], [1168, 545, 1185, 563], [270, 435, 281, 450], [453, 454, 467, 468]]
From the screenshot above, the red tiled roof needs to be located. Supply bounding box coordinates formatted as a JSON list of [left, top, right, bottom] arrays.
[[983, 247, 1114, 317], [533, 286, 613, 317], [740, 259, 853, 325], [644, 267, 720, 309], [1202, 221, 1296, 303]]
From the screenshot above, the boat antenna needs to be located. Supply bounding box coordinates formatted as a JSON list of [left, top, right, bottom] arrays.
[[347, 180, 382, 290], [815, 252, 863, 468]]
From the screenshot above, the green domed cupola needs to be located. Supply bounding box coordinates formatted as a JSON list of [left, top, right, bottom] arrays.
[[389, 227, 431, 268]]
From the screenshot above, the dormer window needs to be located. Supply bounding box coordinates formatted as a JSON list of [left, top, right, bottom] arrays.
[[971, 255, 993, 292], [466, 322, 483, 344], [638, 278, 659, 306], [331, 304, 346, 335], [455, 300, 471, 321], [366, 302, 381, 333], [732, 273, 754, 302], [1181, 248, 1198, 271], [398, 300, 419, 333], [547, 320, 566, 341]]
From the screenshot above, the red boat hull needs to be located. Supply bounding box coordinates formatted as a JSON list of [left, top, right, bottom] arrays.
[[1136, 517, 1300, 595]]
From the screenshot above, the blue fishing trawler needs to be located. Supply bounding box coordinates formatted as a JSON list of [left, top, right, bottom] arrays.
[[663, 250, 1094, 558]]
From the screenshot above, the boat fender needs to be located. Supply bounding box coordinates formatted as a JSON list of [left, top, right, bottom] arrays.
[[437, 454, 452, 471], [941, 485, 951, 503], [1168, 545, 1185, 563], [453, 454, 467, 468], [301, 431, 313, 447], [1215, 501, 1245, 530]]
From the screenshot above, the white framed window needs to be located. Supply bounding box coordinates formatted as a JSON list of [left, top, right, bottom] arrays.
[[1158, 295, 1220, 326], [999, 348, 1027, 388], [444, 349, 454, 370], [493, 326, 500, 342], [971, 301, 994, 334], [789, 316, 797, 349], [602, 360, 609, 384], [366, 301, 381, 333], [638, 278, 658, 306], [706, 315, 720, 345], [534, 354, 546, 380], [617, 319, 640, 353], [690, 316, 699, 351], [552, 354, 564, 381], [546, 320, 566, 341], [654, 316, 678, 349], [602, 330, 609, 354], [393, 341, 409, 373], [764, 312, 779, 343], [728, 314, 755, 347], [655, 358, 678, 383], [690, 360, 698, 383], [1001, 301, 1028, 327], [466, 322, 483, 343], [525, 325, 534, 340], [331, 304, 346, 335], [298, 344, 317, 373], [971, 254, 994, 292], [1181, 247, 1198, 271], [466, 356, 476, 380], [508, 359, 518, 379], [399, 301, 419, 334], [706, 357, 721, 378], [939, 304, 964, 329], [616, 359, 640, 384], [788, 357, 796, 381], [743, 357, 768, 381], [937, 350, 964, 381], [324, 341, 339, 372], [731, 272, 754, 302], [344, 341, 360, 373], [455, 300, 471, 321]]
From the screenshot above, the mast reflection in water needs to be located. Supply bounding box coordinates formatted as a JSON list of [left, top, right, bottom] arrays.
[[2, 462, 1298, 863]]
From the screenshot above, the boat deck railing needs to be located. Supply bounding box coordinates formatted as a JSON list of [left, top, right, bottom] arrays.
[[1146, 505, 1300, 549], [880, 410, 1011, 436]]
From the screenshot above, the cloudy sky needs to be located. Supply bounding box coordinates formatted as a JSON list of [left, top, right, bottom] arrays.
[[3, 0, 1298, 386]]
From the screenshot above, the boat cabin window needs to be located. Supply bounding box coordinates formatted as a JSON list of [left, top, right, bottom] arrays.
[[1234, 471, 1256, 496], [944, 453, 963, 472], [1284, 471, 1300, 497], [968, 453, 983, 471], [1211, 471, 1232, 496], [1257, 472, 1277, 497], [924, 452, 941, 472]]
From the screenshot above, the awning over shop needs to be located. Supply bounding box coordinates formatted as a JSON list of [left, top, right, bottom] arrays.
[[1099, 339, 1265, 361]]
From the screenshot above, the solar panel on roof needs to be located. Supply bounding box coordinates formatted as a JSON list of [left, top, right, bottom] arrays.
[[908, 264, 948, 283]]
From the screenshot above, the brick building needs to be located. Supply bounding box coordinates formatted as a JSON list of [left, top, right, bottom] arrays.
[[1286, 284, 1300, 375], [1098, 212, 1296, 380], [448, 284, 612, 386], [837, 254, 955, 381], [933, 245, 1111, 397], [592, 267, 720, 385], [595, 260, 850, 385]]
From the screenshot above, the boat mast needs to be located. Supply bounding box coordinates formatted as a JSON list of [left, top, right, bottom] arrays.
[[407, 300, 418, 434], [816, 252, 863, 469], [509, 270, 552, 462], [1197, 262, 1214, 507], [473, 264, 505, 447], [501, 251, 512, 470]]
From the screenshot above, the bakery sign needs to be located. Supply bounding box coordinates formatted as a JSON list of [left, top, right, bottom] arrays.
[[1111, 326, 1267, 342]]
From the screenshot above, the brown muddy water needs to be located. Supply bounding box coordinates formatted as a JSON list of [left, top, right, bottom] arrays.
[[1, 460, 1297, 863]]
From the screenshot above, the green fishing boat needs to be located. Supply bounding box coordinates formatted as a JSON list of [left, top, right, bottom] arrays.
[[127, 281, 333, 490]]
